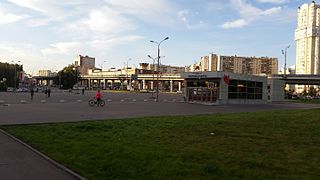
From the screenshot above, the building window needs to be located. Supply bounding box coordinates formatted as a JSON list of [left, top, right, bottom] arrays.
[[228, 80, 263, 99]]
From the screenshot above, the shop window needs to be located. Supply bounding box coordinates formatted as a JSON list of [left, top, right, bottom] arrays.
[[228, 80, 263, 100]]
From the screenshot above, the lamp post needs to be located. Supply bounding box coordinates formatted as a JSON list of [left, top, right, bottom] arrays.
[[148, 55, 156, 98], [150, 37, 169, 102], [11, 60, 21, 90], [127, 58, 132, 90], [99, 60, 107, 89], [73, 66, 79, 88], [282, 45, 290, 79]]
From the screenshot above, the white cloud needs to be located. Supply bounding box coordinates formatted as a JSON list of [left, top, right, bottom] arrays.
[[221, 0, 282, 29], [178, 10, 189, 23], [41, 42, 81, 55], [0, 42, 51, 73], [83, 7, 135, 34], [104, 0, 177, 26], [0, 12, 28, 24], [222, 19, 248, 29], [256, 0, 288, 4], [0, 4, 29, 24], [260, 7, 282, 16], [177, 9, 207, 30], [207, 2, 227, 12], [90, 35, 144, 50], [7, 0, 62, 17]]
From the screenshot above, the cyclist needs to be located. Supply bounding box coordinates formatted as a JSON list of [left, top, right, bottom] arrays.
[[95, 89, 102, 106]]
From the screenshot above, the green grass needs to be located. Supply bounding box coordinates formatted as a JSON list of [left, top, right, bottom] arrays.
[[2, 109, 320, 179], [287, 99, 320, 104]]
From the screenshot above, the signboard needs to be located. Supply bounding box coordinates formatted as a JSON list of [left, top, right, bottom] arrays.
[[187, 74, 207, 78]]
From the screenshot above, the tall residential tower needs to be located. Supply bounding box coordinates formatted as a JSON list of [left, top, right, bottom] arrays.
[[295, 1, 320, 75]]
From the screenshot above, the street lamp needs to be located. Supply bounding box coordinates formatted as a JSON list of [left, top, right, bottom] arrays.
[[148, 55, 156, 98], [99, 60, 107, 89], [126, 58, 132, 90], [150, 36, 169, 102], [282, 45, 290, 79], [11, 60, 21, 90], [73, 66, 79, 88]]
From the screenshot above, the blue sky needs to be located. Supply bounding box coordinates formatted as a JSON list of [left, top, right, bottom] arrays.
[[0, 0, 313, 74]]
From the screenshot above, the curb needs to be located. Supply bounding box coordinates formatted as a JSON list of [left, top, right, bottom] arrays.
[[0, 129, 86, 180]]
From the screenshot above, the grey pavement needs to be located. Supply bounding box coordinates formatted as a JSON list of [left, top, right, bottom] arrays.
[[0, 130, 79, 180], [0, 91, 319, 180]]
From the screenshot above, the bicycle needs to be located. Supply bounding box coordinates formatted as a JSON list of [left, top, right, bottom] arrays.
[[88, 98, 105, 107]]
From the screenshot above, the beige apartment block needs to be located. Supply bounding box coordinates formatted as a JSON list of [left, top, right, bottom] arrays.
[[188, 53, 278, 76]]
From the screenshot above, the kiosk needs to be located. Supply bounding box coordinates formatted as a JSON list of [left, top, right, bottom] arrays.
[[181, 71, 268, 104]]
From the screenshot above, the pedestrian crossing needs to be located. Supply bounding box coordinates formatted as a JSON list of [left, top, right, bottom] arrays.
[[0, 98, 185, 106]]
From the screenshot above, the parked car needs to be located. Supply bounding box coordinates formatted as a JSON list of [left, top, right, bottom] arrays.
[[6, 87, 14, 92], [304, 95, 313, 100], [292, 94, 298, 100], [16, 88, 23, 92]]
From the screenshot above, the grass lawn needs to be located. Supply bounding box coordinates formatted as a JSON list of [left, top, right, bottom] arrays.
[[287, 99, 320, 104], [1, 109, 320, 179]]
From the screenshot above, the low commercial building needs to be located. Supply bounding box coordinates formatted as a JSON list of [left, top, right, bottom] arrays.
[[181, 71, 268, 104]]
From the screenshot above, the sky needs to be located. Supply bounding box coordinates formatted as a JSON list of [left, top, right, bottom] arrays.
[[0, 0, 314, 74]]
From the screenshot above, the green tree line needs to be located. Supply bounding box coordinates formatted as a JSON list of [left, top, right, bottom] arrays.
[[54, 64, 80, 89], [0, 62, 23, 91]]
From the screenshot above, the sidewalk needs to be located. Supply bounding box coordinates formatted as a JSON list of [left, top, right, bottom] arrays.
[[0, 130, 82, 180]]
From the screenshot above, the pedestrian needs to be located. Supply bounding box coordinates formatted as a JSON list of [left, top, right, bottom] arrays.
[[47, 88, 51, 97], [30, 87, 34, 100], [82, 88, 85, 95]]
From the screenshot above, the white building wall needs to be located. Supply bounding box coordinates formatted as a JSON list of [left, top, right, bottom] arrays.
[[268, 79, 285, 102]]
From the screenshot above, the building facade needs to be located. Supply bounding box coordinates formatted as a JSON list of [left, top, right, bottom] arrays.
[[187, 53, 278, 75], [295, 1, 320, 93], [295, 1, 320, 75], [74, 55, 95, 75], [37, 70, 56, 77], [181, 71, 269, 104]]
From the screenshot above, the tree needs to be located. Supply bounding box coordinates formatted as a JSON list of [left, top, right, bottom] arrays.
[[54, 65, 80, 89], [0, 62, 23, 91]]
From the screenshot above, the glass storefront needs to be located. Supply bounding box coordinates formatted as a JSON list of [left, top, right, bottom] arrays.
[[228, 80, 263, 99]]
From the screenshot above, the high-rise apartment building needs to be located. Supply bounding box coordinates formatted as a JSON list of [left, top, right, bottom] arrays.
[[187, 53, 278, 76], [295, 1, 320, 75]]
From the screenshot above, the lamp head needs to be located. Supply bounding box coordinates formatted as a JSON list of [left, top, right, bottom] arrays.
[[164, 37, 169, 40]]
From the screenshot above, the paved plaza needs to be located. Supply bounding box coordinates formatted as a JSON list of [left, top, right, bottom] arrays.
[[0, 91, 320, 179], [0, 91, 320, 125]]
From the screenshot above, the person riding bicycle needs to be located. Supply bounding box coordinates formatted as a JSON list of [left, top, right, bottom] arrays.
[[95, 89, 102, 105]]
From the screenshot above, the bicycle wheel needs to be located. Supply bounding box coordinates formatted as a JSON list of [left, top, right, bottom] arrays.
[[99, 100, 105, 107], [88, 99, 95, 107]]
